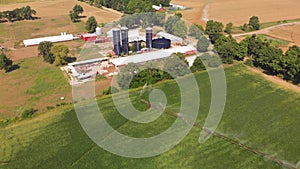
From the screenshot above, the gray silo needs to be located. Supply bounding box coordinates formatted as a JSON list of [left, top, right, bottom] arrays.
[[121, 27, 129, 55], [146, 27, 152, 49], [113, 29, 121, 56]]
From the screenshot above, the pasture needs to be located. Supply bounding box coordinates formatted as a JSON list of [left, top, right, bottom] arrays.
[[0, 64, 299, 168], [0, 57, 72, 119], [0, 56, 112, 119]]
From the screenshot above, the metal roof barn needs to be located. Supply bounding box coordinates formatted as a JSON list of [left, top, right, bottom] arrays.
[[23, 33, 75, 47], [68, 57, 108, 66], [110, 46, 196, 67], [156, 32, 183, 44]]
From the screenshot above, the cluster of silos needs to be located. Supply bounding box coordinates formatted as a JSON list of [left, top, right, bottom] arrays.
[[113, 26, 171, 56], [112, 27, 129, 56]]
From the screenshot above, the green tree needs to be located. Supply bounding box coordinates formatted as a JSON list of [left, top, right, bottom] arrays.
[[249, 16, 260, 30], [214, 35, 241, 63], [86, 16, 98, 33], [119, 14, 141, 29], [117, 62, 141, 89], [224, 22, 233, 34], [173, 20, 187, 38], [205, 20, 224, 43], [164, 15, 180, 34], [23, 6, 36, 20], [174, 12, 182, 18], [0, 53, 13, 72], [279, 45, 300, 81], [126, 0, 148, 14], [238, 39, 248, 60], [69, 11, 79, 23], [70, 5, 83, 22], [191, 56, 206, 72], [38, 41, 54, 64], [189, 24, 203, 39], [51, 44, 69, 66], [163, 55, 190, 78], [197, 36, 210, 52], [73, 4, 84, 15]]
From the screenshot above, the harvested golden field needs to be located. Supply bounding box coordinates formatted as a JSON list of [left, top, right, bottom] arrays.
[[266, 23, 300, 47], [0, 0, 35, 4], [0, 0, 122, 23], [170, 0, 208, 25], [209, 0, 300, 26], [171, 0, 300, 26]]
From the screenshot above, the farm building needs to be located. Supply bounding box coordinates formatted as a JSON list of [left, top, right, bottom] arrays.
[[68, 57, 109, 81], [23, 33, 75, 47], [152, 5, 166, 12], [156, 32, 183, 44], [80, 33, 97, 41], [170, 3, 186, 10], [80, 27, 109, 42], [80, 33, 110, 42], [110, 46, 197, 67]]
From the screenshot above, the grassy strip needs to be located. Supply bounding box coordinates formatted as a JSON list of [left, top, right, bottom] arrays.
[[231, 18, 300, 34], [260, 18, 300, 29]]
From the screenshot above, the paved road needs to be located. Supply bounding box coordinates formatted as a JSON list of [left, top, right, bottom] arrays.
[[232, 21, 300, 37]]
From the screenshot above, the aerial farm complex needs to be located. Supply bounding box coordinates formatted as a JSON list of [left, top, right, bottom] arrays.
[[35, 26, 198, 85]]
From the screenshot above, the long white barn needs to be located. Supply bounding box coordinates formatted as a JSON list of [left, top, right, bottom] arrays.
[[23, 33, 75, 47], [110, 46, 196, 67]]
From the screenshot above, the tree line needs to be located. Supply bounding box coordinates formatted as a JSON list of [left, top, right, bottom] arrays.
[[203, 17, 300, 83], [0, 6, 37, 22], [77, 0, 170, 14]]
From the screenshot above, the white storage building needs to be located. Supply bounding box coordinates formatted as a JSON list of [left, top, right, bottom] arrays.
[[110, 46, 196, 67], [23, 33, 75, 47]]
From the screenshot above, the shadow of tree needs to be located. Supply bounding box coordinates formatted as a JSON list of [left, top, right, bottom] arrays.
[[65, 57, 77, 63], [6, 64, 20, 73]]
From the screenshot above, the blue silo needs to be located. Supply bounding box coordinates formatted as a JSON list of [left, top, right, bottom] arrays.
[[146, 27, 152, 49], [121, 27, 129, 55], [113, 29, 121, 56]]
